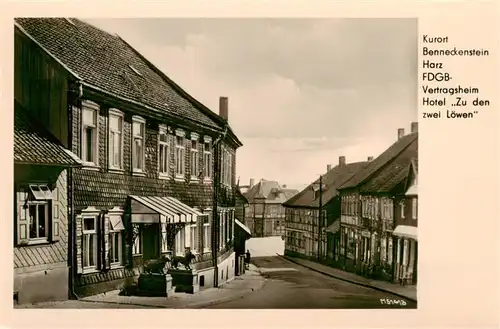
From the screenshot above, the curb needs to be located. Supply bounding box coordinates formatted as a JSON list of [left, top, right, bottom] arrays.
[[278, 254, 417, 303], [78, 269, 266, 309]]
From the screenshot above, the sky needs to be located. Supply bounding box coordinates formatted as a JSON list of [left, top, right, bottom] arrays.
[[85, 18, 418, 191]]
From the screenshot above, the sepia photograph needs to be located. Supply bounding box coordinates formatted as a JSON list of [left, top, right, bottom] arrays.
[[13, 17, 418, 309]]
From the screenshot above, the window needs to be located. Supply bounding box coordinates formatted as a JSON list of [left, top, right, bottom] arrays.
[[190, 224, 198, 253], [108, 212, 125, 266], [83, 216, 98, 269], [16, 186, 57, 245], [203, 138, 212, 180], [412, 198, 417, 219], [400, 201, 405, 219], [81, 101, 99, 165], [175, 226, 186, 255], [133, 226, 142, 255], [190, 138, 200, 179], [175, 131, 185, 177], [28, 202, 49, 240], [132, 116, 145, 172], [158, 126, 170, 177], [108, 110, 123, 170]]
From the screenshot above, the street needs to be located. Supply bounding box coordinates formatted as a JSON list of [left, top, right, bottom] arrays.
[[207, 256, 417, 309]]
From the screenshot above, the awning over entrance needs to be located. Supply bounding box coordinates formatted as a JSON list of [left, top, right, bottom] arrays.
[[393, 225, 418, 240], [325, 220, 340, 234], [235, 218, 252, 236], [129, 195, 203, 224]]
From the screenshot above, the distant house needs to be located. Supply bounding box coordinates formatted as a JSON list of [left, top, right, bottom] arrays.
[[283, 157, 368, 261], [244, 179, 298, 237], [14, 102, 82, 305], [337, 123, 418, 282], [15, 17, 243, 298]]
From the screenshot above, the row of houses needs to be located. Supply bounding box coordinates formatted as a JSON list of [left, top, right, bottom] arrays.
[[283, 124, 418, 284], [13, 18, 251, 305]]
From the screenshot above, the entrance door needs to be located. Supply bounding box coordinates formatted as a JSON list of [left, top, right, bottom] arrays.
[[254, 218, 264, 237], [142, 223, 160, 261]]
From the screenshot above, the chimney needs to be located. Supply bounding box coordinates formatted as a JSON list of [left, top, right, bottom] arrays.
[[339, 156, 346, 167], [219, 96, 229, 121], [411, 122, 418, 133], [327, 164, 332, 171], [398, 128, 405, 140], [367, 156, 374, 161], [249, 178, 255, 187]]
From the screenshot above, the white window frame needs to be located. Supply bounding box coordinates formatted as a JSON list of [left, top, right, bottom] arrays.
[[203, 136, 212, 182], [158, 125, 170, 178], [132, 116, 146, 173], [190, 224, 198, 254], [175, 129, 186, 179], [190, 133, 200, 181], [81, 100, 99, 167], [108, 109, 124, 170], [26, 200, 50, 243], [108, 208, 125, 267], [400, 200, 406, 219], [412, 198, 417, 220], [82, 215, 98, 271], [175, 226, 186, 256]]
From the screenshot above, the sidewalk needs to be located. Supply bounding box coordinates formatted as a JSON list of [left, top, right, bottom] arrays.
[[281, 255, 417, 302], [16, 264, 265, 309]]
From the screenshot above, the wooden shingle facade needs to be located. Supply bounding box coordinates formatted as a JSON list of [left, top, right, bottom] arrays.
[[14, 17, 243, 299]]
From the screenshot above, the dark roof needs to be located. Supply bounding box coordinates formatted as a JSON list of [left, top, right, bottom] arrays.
[[14, 102, 81, 167], [359, 136, 418, 193], [283, 161, 369, 208], [244, 180, 299, 204], [339, 133, 418, 190], [14, 18, 225, 132]]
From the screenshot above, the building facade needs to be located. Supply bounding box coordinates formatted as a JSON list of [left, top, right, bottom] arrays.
[[13, 102, 82, 305], [392, 158, 418, 284], [15, 18, 243, 298], [337, 124, 418, 283], [283, 157, 368, 261], [244, 179, 298, 237]]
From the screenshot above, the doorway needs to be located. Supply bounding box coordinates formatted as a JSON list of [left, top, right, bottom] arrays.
[[142, 223, 160, 261]]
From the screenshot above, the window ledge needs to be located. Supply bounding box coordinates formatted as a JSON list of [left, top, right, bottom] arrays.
[[110, 264, 125, 270], [17, 239, 52, 247], [82, 164, 99, 171], [109, 168, 125, 174], [158, 173, 170, 180], [132, 170, 146, 177], [203, 178, 212, 184], [174, 175, 185, 182], [189, 177, 199, 184], [82, 268, 99, 275]]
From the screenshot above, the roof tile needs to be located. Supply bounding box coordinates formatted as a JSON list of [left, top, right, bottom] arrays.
[[14, 102, 81, 167], [15, 18, 220, 129]]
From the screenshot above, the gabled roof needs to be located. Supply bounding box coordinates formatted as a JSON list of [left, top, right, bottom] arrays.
[[283, 161, 369, 208], [339, 132, 418, 191], [14, 18, 241, 146], [359, 137, 418, 194], [244, 179, 299, 204], [14, 101, 82, 167]]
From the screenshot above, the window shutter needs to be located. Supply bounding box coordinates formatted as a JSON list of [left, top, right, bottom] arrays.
[[16, 190, 29, 245], [51, 185, 61, 242], [76, 214, 83, 274]]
